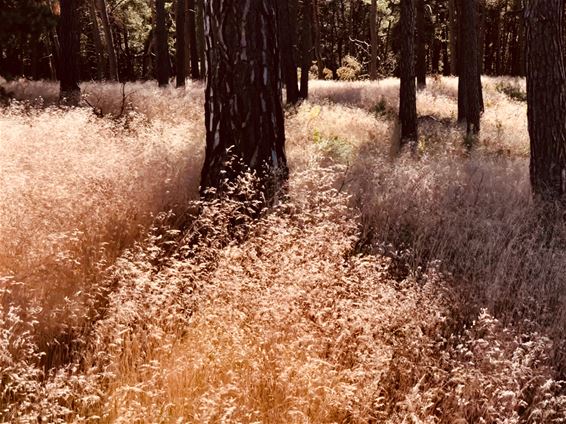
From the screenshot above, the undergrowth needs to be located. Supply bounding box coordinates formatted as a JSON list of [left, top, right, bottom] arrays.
[[0, 77, 565, 423]]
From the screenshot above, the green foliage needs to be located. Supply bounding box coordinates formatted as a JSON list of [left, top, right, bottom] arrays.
[[496, 81, 527, 102], [313, 130, 354, 163], [371, 97, 389, 117]]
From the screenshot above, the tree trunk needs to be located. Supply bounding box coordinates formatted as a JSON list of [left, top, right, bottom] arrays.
[[88, 0, 105, 80], [399, 0, 418, 144], [525, 0, 566, 199], [196, 0, 206, 78], [58, 0, 81, 104], [416, 0, 426, 88], [457, 0, 482, 134], [201, 0, 288, 199], [95, 0, 118, 81], [512, 0, 525, 76], [369, 0, 378, 80], [187, 0, 200, 79], [448, 0, 457, 75], [176, 0, 186, 87], [299, 0, 313, 99], [312, 0, 325, 79], [277, 0, 300, 104], [156, 0, 169, 87]]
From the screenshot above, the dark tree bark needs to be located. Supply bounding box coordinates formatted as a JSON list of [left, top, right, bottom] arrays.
[[399, 0, 418, 144], [196, 0, 206, 78], [88, 0, 105, 80], [201, 0, 288, 199], [187, 0, 201, 79], [457, 0, 482, 134], [511, 0, 525, 76], [58, 0, 81, 104], [277, 0, 300, 104], [95, 0, 118, 81], [299, 0, 313, 99], [312, 0, 325, 79], [525, 0, 566, 200], [448, 0, 457, 75], [369, 0, 378, 80], [176, 0, 186, 87], [155, 0, 169, 87], [416, 0, 426, 88]]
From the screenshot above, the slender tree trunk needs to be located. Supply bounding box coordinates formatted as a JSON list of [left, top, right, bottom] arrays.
[[156, 0, 169, 86], [142, 29, 155, 79], [448, 0, 458, 75], [58, 0, 81, 104], [176, 0, 186, 87], [399, 0, 418, 144], [312, 0, 325, 79], [416, 0, 426, 88], [457, 0, 482, 134], [187, 0, 200, 79], [525, 0, 566, 199], [196, 0, 206, 78], [349, 0, 355, 55], [277, 0, 300, 104], [299, 0, 312, 99], [88, 0, 105, 80], [201, 0, 288, 199], [369, 0, 378, 80], [95, 0, 118, 81], [512, 0, 525, 76]]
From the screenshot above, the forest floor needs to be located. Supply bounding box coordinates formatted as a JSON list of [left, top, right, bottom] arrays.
[[1, 76, 566, 423]]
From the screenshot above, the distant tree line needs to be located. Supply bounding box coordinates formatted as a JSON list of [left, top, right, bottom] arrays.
[[0, 0, 533, 84]]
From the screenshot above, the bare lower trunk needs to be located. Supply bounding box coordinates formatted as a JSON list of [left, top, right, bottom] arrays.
[[201, 0, 288, 199], [88, 0, 105, 80], [176, 0, 186, 87], [95, 0, 118, 81], [525, 0, 566, 200], [277, 0, 300, 104], [449, 0, 457, 75], [416, 0, 426, 88], [187, 0, 200, 79], [369, 0, 378, 80], [299, 0, 312, 99], [156, 0, 169, 87], [458, 0, 482, 134], [399, 0, 418, 144], [58, 0, 81, 104]]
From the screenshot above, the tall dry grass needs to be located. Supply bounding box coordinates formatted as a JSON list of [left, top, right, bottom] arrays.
[[1, 77, 565, 423]]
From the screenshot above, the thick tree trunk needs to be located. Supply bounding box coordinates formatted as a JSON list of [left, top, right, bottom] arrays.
[[525, 0, 566, 199], [299, 0, 313, 99], [95, 0, 118, 81], [277, 0, 300, 104], [457, 0, 482, 134], [58, 0, 81, 104], [416, 0, 426, 88], [176, 0, 186, 87], [399, 0, 418, 144], [201, 0, 288, 199], [156, 0, 169, 87], [369, 0, 378, 80]]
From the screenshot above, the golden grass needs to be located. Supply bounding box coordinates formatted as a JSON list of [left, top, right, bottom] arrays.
[[0, 77, 565, 423]]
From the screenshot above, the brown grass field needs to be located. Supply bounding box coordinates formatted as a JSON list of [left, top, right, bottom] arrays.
[[1, 77, 565, 423]]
